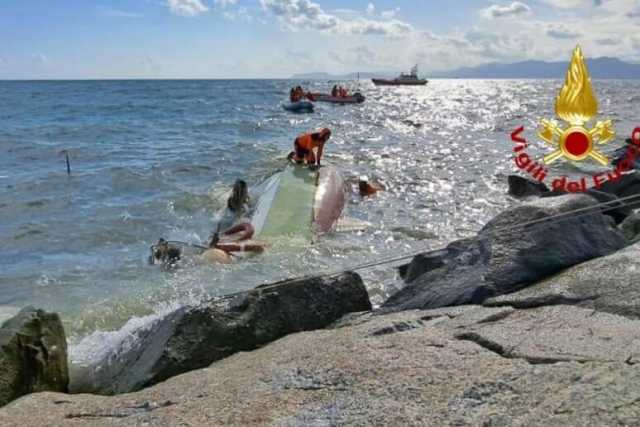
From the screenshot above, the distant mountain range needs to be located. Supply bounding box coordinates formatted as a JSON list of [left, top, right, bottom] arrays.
[[290, 71, 395, 80], [291, 57, 640, 80]]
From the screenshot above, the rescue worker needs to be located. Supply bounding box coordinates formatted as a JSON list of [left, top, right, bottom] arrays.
[[287, 127, 332, 167], [290, 87, 302, 102]]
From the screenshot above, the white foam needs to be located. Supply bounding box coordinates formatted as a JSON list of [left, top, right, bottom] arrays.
[[67, 299, 186, 393], [0, 306, 21, 324]]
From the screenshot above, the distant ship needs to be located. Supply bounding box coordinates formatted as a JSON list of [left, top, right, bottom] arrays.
[[371, 65, 428, 86]]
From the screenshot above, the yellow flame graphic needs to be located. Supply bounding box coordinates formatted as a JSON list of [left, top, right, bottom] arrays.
[[555, 45, 598, 125]]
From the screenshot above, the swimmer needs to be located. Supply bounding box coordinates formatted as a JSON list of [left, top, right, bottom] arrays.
[[217, 179, 251, 231], [358, 177, 385, 197]]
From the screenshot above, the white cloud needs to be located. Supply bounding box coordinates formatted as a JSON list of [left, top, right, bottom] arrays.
[[348, 18, 412, 35], [541, 0, 599, 8], [381, 8, 399, 20], [545, 23, 580, 38], [366, 3, 375, 15], [268, 0, 640, 75], [260, 0, 413, 36], [480, 2, 531, 19], [167, 0, 209, 16], [595, 37, 621, 45], [223, 6, 252, 22]]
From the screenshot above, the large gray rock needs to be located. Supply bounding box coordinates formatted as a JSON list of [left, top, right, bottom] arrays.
[[507, 175, 550, 198], [72, 272, 371, 395], [620, 211, 640, 243], [598, 170, 640, 202], [383, 194, 625, 312], [485, 240, 640, 319], [455, 305, 640, 364], [543, 188, 632, 224], [582, 188, 631, 224], [0, 307, 68, 407], [3, 307, 640, 426]]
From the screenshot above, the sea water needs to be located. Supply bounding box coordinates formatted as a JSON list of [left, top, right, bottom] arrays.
[[1, 79, 639, 369]]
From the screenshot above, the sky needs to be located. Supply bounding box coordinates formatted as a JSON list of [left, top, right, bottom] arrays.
[[0, 0, 639, 79]]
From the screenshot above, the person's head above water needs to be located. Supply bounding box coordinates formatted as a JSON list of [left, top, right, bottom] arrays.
[[228, 179, 248, 212], [152, 238, 181, 265], [312, 128, 331, 142], [358, 176, 383, 196]]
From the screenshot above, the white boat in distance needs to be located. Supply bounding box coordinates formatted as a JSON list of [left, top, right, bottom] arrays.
[[371, 65, 428, 86]]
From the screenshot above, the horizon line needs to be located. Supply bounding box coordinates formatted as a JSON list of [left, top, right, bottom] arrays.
[[2, 77, 640, 82]]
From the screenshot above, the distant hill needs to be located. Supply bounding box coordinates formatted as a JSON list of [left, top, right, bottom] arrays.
[[433, 57, 640, 79], [290, 71, 395, 80], [292, 58, 640, 80]]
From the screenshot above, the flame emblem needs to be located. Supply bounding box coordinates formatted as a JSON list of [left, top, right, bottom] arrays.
[[538, 46, 615, 165]]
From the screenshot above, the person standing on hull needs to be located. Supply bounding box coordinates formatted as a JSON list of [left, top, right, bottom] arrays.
[[287, 127, 332, 169]]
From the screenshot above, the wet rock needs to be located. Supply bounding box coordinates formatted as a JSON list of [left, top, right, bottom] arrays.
[[485, 240, 640, 320], [73, 272, 371, 395], [397, 249, 447, 282], [542, 187, 631, 224], [0, 307, 68, 407], [597, 171, 640, 210], [581, 189, 630, 224], [383, 194, 625, 312], [507, 175, 550, 198], [619, 211, 640, 243], [4, 308, 640, 426]]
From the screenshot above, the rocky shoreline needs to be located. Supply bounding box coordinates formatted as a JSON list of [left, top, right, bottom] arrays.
[[2, 173, 640, 425]]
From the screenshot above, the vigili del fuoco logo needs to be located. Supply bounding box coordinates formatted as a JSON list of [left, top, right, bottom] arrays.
[[510, 45, 640, 193]]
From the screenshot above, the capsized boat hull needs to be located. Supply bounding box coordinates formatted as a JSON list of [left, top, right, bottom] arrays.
[[252, 164, 345, 240]]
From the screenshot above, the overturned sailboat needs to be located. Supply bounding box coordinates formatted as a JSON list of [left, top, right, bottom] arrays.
[[251, 164, 347, 241]]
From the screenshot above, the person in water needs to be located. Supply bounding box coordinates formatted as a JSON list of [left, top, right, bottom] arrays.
[[358, 177, 385, 197], [227, 179, 249, 214], [152, 180, 265, 266], [217, 178, 250, 231], [151, 238, 182, 267], [152, 222, 266, 266], [199, 223, 265, 264], [287, 127, 332, 167]]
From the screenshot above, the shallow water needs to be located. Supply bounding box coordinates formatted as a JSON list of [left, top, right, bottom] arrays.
[[1, 79, 639, 365]]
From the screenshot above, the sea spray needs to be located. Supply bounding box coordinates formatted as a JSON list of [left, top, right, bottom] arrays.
[[68, 298, 195, 394]]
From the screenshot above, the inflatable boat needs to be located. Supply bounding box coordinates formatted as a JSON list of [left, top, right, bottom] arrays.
[[309, 92, 365, 104], [282, 101, 314, 113]]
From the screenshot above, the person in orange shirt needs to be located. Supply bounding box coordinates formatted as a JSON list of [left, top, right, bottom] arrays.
[[287, 128, 332, 167]]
